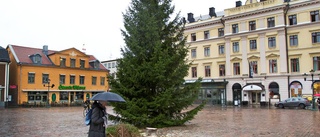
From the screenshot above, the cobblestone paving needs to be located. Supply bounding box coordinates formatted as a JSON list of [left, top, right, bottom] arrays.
[[157, 106, 320, 137], [1, 105, 320, 137]]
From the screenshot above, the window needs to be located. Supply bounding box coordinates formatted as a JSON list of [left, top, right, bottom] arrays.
[[249, 21, 256, 31], [80, 60, 85, 69], [60, 92, 69, 101], [191, 33, 196, 41], [75, 92, 84, 101], [310, 10, 319, 22], [269, 59, 277, 73], [312, 32, 320, 43], [233, 42, 239, 52], [250, 61, 258, 74], [232, 24, 239, 34], [233, 63, 240, 75], [100, 77, 105, 85], [218, 28, 224, 37], [28, 92, 48, 102], [34, 55, 41, 64], [70, 59, 76, 68], [268, 37, 276, 48], [92, 76, 97, 85], [290, 58, 300, 72], [289, 35, 298, 46], [313, 56, 320, 71], [219, 45, 225, 54], [70, 75, 75, 84], [60, 75, 65, 84], [112, 62, 115, 68], [80, 76, 85, 85], [191, 49, 196, 58], [219, 64, 225, 76], [42, 74, 49, 84], [250, 40, 257, 50], [108, 63, 111, 69], [191, 67, 197, 78], [205, 66, 211, 77], [267, 17, 275, 28], [60, 58, 66, 67], [288, 15, 297, 25], [204, 30, 210, 39], [28, 73, 35, 84], [94, 62, 100, 69], [204, 47, 210, 57]]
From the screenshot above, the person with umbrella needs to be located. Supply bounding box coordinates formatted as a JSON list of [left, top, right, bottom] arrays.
[[88, 92, 126, 137], [88, 100, 108, 137]]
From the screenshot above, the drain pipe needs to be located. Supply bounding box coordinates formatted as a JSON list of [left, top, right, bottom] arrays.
[[284, 3, 290, 98]]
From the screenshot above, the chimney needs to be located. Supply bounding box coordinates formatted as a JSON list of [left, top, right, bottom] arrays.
[[42, 45, 48, 55], [236, 1, 242, 7], [187, 13, 195, 23], [209, 7, 217, 17]]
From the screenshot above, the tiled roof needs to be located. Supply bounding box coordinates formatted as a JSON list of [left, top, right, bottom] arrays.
[[10, 45, 55, 65], [10, 45, 107, 70]]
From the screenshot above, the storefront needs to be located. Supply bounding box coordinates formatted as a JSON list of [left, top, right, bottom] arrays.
[[186, 79, 228, 106], [24, 90, 104, 106]]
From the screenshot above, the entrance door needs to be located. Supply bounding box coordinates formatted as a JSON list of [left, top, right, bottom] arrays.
[[251, 91, 261, 105], [233, 89, 241, 106]]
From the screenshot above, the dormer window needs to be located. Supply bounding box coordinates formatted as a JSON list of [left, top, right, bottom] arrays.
[[94, 61, 100, 69], [89, 60, 100, 69], [29, 54, 42, 64]]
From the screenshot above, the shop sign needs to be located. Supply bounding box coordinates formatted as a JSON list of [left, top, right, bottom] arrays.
[[58, 85, 86, 90]]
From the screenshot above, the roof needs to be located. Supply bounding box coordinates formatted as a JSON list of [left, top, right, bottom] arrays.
[[0, 46, 10, 63], [10, 45, 55, 65], [187, 11, 224, 23], [9, 45, 107, 70]]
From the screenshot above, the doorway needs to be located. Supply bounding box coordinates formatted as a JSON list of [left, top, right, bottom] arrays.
[[250, 91, 261, 105]]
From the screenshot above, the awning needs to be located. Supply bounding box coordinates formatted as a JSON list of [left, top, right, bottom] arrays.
[[242, 84, 262, 91]]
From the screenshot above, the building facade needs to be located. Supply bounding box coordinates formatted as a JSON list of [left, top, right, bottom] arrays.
[[101, 59, 118, 79], [184, 0, 320, 106], [6, 45, 109, 106], [0, 46, 10, 108]]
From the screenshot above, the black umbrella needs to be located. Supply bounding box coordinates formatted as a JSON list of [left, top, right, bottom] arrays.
[[90, 92, 126, 102]]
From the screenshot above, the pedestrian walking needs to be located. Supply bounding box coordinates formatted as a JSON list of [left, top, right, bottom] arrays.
[[88, 101, 108, 137]]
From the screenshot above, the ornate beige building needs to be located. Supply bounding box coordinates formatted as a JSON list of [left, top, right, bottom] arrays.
[[184, 0, 320, 106]]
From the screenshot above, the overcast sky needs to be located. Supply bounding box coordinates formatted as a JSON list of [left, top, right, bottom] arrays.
[[0, 0, 245, 61]]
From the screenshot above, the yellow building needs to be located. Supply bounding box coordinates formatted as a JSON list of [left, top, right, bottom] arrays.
[[6, 45, 109, 106], [184, 0, 320, 106]]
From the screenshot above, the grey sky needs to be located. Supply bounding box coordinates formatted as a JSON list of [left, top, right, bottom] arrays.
[[0, 0, 244, 61]]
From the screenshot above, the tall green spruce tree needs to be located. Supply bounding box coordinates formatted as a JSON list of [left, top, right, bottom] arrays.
[[108, 0, 205, 128]]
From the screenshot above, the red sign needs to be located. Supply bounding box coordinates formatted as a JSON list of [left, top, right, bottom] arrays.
[[9, 85, 17, 89]]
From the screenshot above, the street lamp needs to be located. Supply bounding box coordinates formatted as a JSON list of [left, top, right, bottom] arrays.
[[303, 69, 316, 111], [43, 79, 55, 107]]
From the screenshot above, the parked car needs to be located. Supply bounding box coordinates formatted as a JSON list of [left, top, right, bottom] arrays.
[[275, 97, 311, 109]]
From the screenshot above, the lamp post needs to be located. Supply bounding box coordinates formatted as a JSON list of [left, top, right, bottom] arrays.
[[303, 69, 316, 111], [43, 79, 55, 108]]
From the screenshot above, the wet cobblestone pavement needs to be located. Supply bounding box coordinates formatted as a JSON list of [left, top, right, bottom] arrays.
[[1, 105, 320, 137]]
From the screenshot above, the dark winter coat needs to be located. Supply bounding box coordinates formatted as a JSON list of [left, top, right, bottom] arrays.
[[88, 102, 106, 137]]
